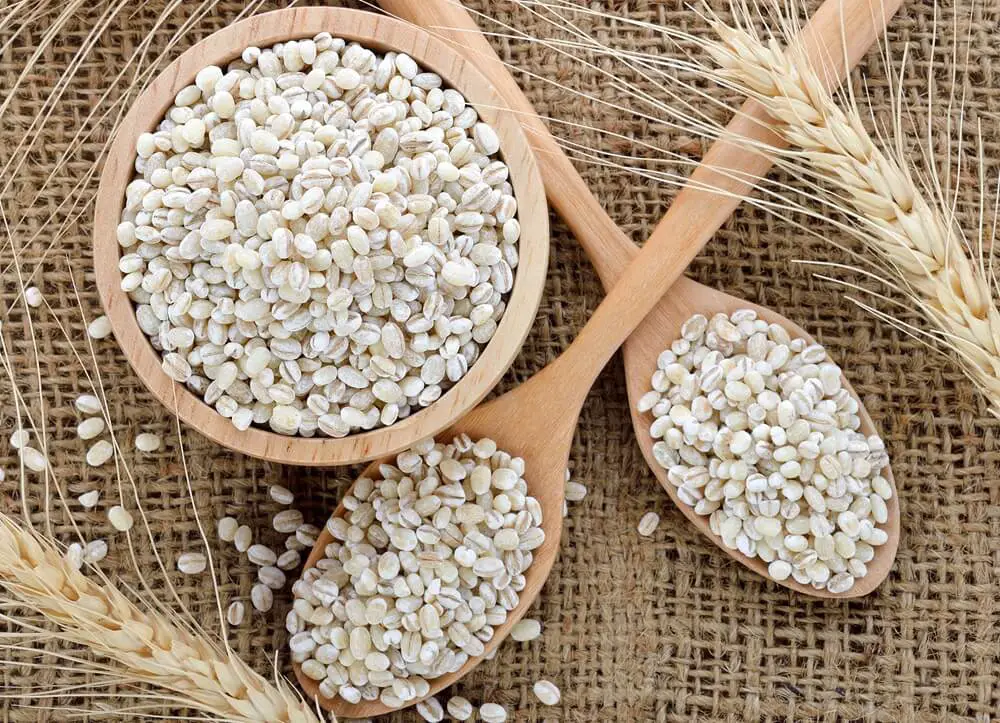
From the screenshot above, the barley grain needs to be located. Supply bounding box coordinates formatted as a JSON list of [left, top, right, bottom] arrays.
[[78, 490, 99, 508], [108, 506, 134, 532], [135, 432, 161, 452], [637, 512, 660, 537], [226, 600, 245, 626], [533, 679, 561, 705], [87, 315, 112, 340], [176, 552, 207, 575], [86, 440, 114, 467]]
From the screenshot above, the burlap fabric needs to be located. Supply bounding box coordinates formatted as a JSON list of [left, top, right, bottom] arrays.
[[1, 1, 997, 720]]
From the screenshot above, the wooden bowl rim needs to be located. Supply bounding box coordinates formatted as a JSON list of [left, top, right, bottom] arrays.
[[93, 6, 549, 467]]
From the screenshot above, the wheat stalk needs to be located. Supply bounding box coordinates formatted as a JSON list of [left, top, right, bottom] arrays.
[[0, 512, 322, 723]]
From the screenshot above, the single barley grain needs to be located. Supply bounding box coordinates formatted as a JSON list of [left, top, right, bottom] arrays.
[[65, 542, 84, 570], [77, 417, 105, 440], [87, 315, 112, 340], [135, 432, 162, 452], [417, 696, 445, 722], [480, 703, 507, 723], [83, 539, 108, 564], [565, 480, 588, 502], [277, 549, 301, 570], [251, 583, 273, 612], [269, 485, 295, 505], [75, 394, 102, 415], [177, 552, 207, 575], [86, 439, 114, 467], [511, 618, 542, 642], [533, 679, 561, 706], [258, 565, 286, 590], [20, 447, 47, 472], [9, 429, 30, 449], [226, 600, 245, 626], [273, 509, 304, 534], [295, 524, 318, 547], [447, 696, 474, 721], [24, 286, 42, 308], [108, 505, 134, 532], [247, 544, 277, 567], [637, 512, 660, 537], [217, 516, 238, 542], [78, 490, 99, 508], [234, 525, 252, 552]]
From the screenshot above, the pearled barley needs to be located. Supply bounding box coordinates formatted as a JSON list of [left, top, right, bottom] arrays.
[[480, 703, 507, 723], [234, 525, 252, 552], [533, 679, 561, 705], [641, 310, 892, 593], [417, 696, 444, 722], [226, 600, 245, 626], [24, 286, 42, 308], [78, 490, 100, 508], [637, 511, 660, 537], [447, 696, 473, 720], [135, 432, 162, 452], [269, 485, 295, 505], [510, 618, 541, 642], [177, 552, 207, 575], [217, 516, 238, 542], [86, 439, 114, 467], [247, 544, 277, 567], [120, 35, 521, 438], [108, 505, 134, 532], [65, 542, 84, 570], [75, 394, 102, 416], [251, 583, 273, 612], [290, 435, 541, 708], [20, 447, 47, 472], [83, 539, 108, 564], [87, 315, 112, 340], [77, 417, 105, 441]]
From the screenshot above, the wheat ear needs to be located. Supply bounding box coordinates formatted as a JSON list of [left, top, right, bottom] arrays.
[[698, 14, 1000, 404], [0, 513, 323, 723]]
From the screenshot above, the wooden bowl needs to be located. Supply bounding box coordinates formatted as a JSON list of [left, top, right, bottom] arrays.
[[93, 7, 548, 466]]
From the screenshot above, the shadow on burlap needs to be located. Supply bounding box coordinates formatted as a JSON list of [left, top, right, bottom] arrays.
[[0, 1, 997, 721]]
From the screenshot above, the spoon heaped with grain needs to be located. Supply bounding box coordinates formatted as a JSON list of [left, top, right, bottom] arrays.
[[379, 0, 901, 599]]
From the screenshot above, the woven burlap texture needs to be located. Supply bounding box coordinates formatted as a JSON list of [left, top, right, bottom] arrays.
[[0, 1, 997, 721]]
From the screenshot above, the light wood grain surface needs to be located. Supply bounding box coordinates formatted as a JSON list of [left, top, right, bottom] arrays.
[[92, 7, 549, 467]]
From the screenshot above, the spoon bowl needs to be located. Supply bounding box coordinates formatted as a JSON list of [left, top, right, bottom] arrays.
[[625, 277, 899, 598], [295, 361, 576, 717]]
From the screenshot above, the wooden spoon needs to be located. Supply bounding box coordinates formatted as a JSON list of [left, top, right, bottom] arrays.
[[379, 0, 902, 598]]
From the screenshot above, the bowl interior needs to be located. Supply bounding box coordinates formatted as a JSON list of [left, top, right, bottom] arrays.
[[93, 7, 548, 466]]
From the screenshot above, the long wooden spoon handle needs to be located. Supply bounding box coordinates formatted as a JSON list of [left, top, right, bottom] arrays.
[[378, 0, 901, 291]]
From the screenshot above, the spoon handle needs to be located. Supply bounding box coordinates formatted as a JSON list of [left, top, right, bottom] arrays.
[[378, 0, 900, 293]]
